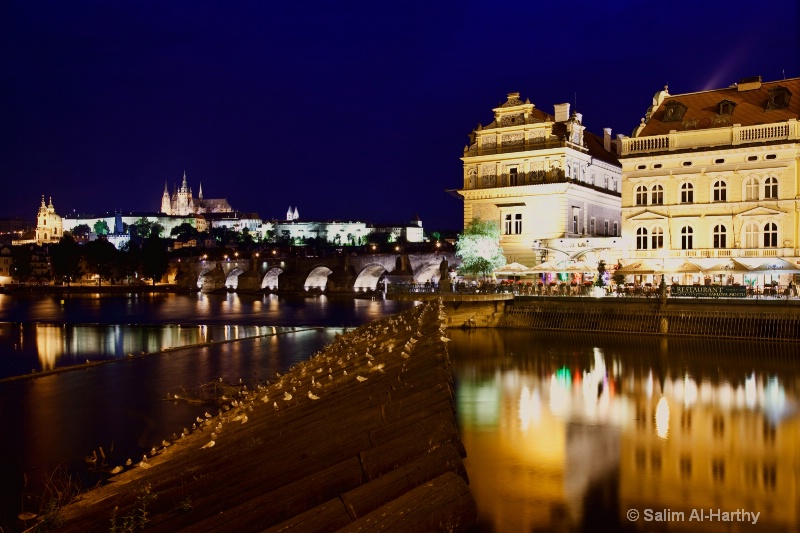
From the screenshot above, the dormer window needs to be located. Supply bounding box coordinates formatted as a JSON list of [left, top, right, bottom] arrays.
[[663, 100, 687, 122], [767, 86, 791, 109], [717, 99, 736, 115]]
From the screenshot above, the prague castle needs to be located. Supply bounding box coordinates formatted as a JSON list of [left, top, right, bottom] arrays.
[[160, 172, 233, 216]]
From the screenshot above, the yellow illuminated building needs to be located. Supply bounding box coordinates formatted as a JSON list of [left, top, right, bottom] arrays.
[[618, 76, 800, 281], [35, 196, 63, 245], [456, 93, 623, 266]]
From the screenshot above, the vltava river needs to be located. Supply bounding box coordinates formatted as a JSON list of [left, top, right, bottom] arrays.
[[0, 292, 797, 532]]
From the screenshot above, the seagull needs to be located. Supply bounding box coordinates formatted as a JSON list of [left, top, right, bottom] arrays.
[[357, 376, 368, 382], [261, 394, 269, 403], [308, 391, 319, 400], [196, 417, 203, 423], [283, 392, 292, 401], [241, 415, 248, 424], [162, 440, 170, 447], [274, 402, 279, 410], [205, 411, 212, 418], [110, 466, 123, 475], [125, 458, 132, 466], [150, 447, 157, 456], [440, 336, 451, 343], [201, 440, 215, 449], [401, 352, 410, 359]]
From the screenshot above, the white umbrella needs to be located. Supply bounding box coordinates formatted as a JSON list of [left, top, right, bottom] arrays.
[[494, 262, 530, 273]]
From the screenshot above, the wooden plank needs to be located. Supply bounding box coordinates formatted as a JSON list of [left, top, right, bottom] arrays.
[[336, 472, 477, 533], [341, 444, 466, 519], [261, 498, 352, 533]]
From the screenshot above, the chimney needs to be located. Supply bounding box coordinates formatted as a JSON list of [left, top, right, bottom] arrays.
[[554, 103, 570, 122], [603, 128, 612, 152], [737, 76, 762, 92]]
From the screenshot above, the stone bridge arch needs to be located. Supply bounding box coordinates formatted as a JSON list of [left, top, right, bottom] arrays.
[[261, 267, 283, 290], [304, 266, 333, 291], [225, 267, 246, 289], [353, 263, 389, 291]]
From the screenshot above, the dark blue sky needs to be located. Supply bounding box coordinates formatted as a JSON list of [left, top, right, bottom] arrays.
[[2, 1, 797, 231]]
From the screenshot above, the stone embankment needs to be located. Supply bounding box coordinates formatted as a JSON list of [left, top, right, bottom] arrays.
[[54, 301, 476, 532]]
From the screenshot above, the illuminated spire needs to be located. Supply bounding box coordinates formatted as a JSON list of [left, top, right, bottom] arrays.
[[198, 182, 203, 200]]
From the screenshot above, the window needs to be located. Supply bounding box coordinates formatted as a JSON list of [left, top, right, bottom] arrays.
[[680, 183, 694, 203], [747, 155, 758, 161], [712, 459, 725, 483], [514, 213, 522, 234], [613, 222, 618, 237], [651, 227, 664, 249], [745, 178, 758, 200], [763, 222, 778, 247], [573, 214, 579, 234], [651, 184, 664, 205], [765, 154, 777, 160], [653, 163, 662, 169], [636, 164, 646, 170], [714, 158, 725, 164], [745, 222, 759, 248], [504, 214, 512, 234], [636, 227, 648, 250], [713, 225, 727, 248], [682, 161, 693, 167], [764, 176, 778, 199], [509, 168, 518, 186], [681, 226, 693, 250], [604, 220, 609, 236], [663, 100, 688, 122], [604, 175, 608, 189], [717, 100, 736, 115], [767, 86, 791, 109], [590, 218, 595, 236], [635, 185, 648, 206], [712, 180, 727, 202]]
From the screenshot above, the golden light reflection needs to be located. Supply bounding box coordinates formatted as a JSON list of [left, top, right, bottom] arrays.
[[654, 395, 669, 439]]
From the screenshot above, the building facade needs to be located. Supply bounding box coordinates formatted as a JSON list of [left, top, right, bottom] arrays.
[[456, 93, 623, 266], [34, 196, 63, 245], [161, 172, 233, 216], [618, 76, 800, 283]]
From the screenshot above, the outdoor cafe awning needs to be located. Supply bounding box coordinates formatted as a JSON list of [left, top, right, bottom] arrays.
[[664, 261, 705, 274], [614, 260, 660, 275], [750, 258, 800, 273], [493, 262, 530, 274]]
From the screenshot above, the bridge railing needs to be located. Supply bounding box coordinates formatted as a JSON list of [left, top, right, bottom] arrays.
[[387, 283, 515, 295]]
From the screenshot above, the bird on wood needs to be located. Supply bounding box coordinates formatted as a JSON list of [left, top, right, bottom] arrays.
[[440, 336, 451, 343], [357, 376, 368, 382], [283, 392, 292, 401], [125, 458, 132, 466], [150, 447, 157, 456], [308, 391, 320, 400], [201, 440, 215, 449], [205, 411, 212, 418], [261, 394, 269, 403], [241, 415, 248, 424], [274, 402, 279, 410], [162, 440, 170, 447]]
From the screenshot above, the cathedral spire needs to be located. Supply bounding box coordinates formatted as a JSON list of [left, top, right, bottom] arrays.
[[198, 182, 203, 200]]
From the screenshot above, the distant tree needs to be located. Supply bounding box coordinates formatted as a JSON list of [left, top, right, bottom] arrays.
[[84, 239, 118, 285], [430, 231, 441, 242], [140, 237, 169, 285], [93, 220, 110, 235], [70, 224, 92, 238], [170, 222, 198, 240], [10, 246, 32, 282], [455, 218, 506, 280], [116, 241, 141, 284], [131, 218, 164, 239], [51, 234, 82, 285]]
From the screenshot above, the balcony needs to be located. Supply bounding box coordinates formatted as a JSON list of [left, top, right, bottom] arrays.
[[620, 119, 798, 156], [465, 138, 564, 157], [631, 248, 792, 259]]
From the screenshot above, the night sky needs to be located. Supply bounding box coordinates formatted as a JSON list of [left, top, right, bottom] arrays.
[[2, 1, 797, 231]]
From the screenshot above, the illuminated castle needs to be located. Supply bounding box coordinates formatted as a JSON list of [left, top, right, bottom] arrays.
[[160, 172, 233, 216]]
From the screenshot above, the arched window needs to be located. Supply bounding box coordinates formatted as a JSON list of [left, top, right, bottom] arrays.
[[651, 185, 664, 205], [635, 185, 648, 206], [713, 225, 727, 248], [681, 226, 693, 250], [744, 177, 758, 200], [744, 222, 759, 248], [651, 227, 664, 249], [636, 227, 648, 250], [680, 183, 694, 203], [763, 222, 778, 247], [712, 180, 727, 202], [764, 177, 778, 199]]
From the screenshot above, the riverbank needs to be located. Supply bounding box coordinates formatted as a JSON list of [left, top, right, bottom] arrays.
[[48, 301, 476, 532]]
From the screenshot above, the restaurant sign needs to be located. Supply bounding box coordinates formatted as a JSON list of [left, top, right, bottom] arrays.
[[671, 285, 747, 298]]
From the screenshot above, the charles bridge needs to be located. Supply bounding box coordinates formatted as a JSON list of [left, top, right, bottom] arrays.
[[171, 252, 460, 293]]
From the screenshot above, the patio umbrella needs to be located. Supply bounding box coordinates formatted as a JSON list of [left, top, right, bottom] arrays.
[[706, 259, 755, 273], [494, 262, 530, 274], [614, 260, 659, 275], [750, 258, 800, 273], [528, 260, 558, 272], [559, 260, 592, 272], [665, 261, 705, 274]]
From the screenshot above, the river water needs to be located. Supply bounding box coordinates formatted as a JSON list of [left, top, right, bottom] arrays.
[[0, 292, 797, 532]]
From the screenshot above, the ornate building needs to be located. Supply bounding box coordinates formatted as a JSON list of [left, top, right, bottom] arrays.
[[160, 172, 233, 216], [35, 196, 63, 245], [618, 76, 800, 283], [456, 92, 623, 266]]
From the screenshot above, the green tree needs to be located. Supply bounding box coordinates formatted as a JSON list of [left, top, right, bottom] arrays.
[[594, 260, 607, 287], [455, 218, 506, 280], [70, 224, 92, 239], [84, 239, 118, 285], [131, 218, 164, 239], [51, 235, 83, 285], [141, 237, 169, 285], [93, 220, 110, 235], [170, 222, 198, 240]]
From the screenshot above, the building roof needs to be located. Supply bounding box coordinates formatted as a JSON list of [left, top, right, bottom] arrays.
[[584, 130, 620, 167], [638, 77, 800, 137]]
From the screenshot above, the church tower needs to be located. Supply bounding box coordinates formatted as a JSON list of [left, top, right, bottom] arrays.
[[161, 182, 172, 214], [35, 196, 63, 245]]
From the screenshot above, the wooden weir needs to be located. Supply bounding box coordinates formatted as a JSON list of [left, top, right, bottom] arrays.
[[55, 301, 477, 532]]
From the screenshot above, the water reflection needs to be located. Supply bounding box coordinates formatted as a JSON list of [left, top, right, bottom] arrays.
[[449, 330, 800, 532]]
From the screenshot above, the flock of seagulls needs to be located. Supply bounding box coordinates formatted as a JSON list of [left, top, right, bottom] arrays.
[[101, 301, 450, 479]]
